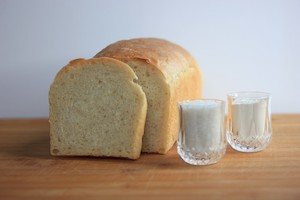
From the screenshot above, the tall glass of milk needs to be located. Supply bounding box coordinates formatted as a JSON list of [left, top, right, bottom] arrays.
[[227, 92, 272, 152], [178, 99, 226, 165]]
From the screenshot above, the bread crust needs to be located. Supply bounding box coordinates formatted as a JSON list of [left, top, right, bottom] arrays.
[[55, 57, 139, 80], [95, 38, 201, 83]]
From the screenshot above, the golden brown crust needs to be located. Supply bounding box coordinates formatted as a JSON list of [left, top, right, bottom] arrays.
[[94, 38, 201, 83], [55, 57, 139, 81]]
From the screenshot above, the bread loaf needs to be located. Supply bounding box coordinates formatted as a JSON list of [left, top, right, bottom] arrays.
[[49, 57, 147, 159], [94, 38, 202, 153]]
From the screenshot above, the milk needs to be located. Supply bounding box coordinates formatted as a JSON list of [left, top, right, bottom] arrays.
[[231, 98, 267, 142], [180, 100, 224, 152]]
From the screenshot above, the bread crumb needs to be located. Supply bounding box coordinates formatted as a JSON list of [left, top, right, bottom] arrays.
[[52, 149, 59, 154]]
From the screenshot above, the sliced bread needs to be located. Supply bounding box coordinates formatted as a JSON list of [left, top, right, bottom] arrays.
[[49, 57, 147, 159]]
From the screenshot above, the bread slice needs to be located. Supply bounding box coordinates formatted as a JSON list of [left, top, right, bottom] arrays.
[[94, 38, 202, 154], [49, 57, 147, 159]]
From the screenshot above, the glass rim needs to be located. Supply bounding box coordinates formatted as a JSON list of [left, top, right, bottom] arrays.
[[178, 98, 225, 106], [227, 91, 271, 99]]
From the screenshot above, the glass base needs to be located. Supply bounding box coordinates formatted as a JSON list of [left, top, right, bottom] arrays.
[[226, 132, 272, 152], [177, 144, 226, 165]]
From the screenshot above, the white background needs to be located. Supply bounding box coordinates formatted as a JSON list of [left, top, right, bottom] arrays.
[[0, 0, 299, 118]]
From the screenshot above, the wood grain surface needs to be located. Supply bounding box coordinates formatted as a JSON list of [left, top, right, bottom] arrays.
[[0, 115, 300, 200]]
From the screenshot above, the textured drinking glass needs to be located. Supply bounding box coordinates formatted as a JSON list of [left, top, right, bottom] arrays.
[[177, 99, 226, 165], [227, 92, 272, 152]]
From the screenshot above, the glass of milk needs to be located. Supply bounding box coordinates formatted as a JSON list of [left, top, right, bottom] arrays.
[[227, 92, 272, 152], [178, 99, 226, 165]]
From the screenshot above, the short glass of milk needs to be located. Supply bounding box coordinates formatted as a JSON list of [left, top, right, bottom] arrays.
[[178, 99, 226, 165], [227, 92, 272, 152]]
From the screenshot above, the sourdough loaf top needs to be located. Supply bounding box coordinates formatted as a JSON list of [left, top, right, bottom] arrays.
[[94, 38, 200, 83]]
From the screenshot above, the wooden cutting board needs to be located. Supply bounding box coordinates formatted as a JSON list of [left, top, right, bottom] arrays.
[[0, 114, 300, 200]]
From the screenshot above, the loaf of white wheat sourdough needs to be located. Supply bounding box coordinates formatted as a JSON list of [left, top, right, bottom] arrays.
[[49, 58, 147, 159], [94, 38, 203, 153]]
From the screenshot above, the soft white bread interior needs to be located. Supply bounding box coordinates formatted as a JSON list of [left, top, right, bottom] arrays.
[[94, 38, 202, 153], [49, 57, 147, 159]]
